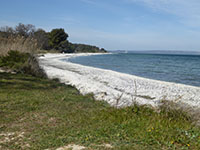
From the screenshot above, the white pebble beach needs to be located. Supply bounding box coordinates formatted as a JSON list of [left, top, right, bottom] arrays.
[[38, 53, 200, 109]]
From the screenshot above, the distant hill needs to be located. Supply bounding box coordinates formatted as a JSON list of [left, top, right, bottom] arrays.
[[111, 50, 200, 55], [64, 43, 107, 53]]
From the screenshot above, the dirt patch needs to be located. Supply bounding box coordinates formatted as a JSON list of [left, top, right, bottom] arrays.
[[101, 144, 113, 148], [48, 143, 113, 150], [56, 144, 85, 150], [0, 132, 24, 144], [0, 132, 30, 149], [0, 68, 16, 74], [91, 143, 113, 149]]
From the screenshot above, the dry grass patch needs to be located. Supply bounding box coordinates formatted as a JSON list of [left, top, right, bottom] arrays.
[[0, 35, 38, 56]]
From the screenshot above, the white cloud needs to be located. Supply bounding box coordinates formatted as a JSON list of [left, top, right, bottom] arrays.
[[126, 0, 200, 27], [80, 0, 98, 5]]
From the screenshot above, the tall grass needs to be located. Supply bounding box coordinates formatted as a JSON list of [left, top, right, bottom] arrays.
[[0, 35, 38, 56]]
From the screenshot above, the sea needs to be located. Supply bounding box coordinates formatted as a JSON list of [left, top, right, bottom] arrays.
[[67, 51, 200, 87]]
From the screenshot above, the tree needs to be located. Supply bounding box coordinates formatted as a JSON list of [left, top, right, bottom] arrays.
[[0, 26, 15, 38], [33, 29, 49, 50], [59, 41, 75, 53], [48, 28, 68, 50], [0, 26, 15, 34], [15, 23, 35, 37]]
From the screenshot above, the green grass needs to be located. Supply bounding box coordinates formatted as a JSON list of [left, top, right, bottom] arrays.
[[0, 73, 200, 150]]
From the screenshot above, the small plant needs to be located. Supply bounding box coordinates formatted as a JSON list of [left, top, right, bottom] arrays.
[[115, 93, 123, 107], [131, 79, 138, 103], [159, 100, 192, 122]]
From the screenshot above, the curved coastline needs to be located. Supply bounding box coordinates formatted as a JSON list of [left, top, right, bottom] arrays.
[[38, 53, 200, 109]]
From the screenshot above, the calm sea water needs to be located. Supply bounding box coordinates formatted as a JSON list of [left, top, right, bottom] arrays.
[[68, 53, 200, 87]]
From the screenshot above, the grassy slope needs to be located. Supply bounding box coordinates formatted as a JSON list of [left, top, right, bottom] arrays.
[[0, 73, 200, 150]]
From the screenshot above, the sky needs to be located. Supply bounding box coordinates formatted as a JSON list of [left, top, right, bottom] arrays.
[[0, 0, 200, 51]]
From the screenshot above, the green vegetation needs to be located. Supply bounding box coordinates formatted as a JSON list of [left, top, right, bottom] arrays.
[[69, 43, 107, 53], [0, 50, 46, 78], [0, 72, 200, 150], [0, 50, 29, 69], [48, 28, 69, 50], [0, 23, 107, 54]]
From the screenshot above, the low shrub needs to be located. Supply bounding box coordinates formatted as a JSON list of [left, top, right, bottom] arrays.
[[22, 54, 46, 78], [0, 50, 46, 78], [0, 50, 29, 69]]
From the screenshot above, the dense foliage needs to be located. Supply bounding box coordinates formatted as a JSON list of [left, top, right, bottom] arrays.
[[0, 50, 46, 77], [0, 50, 29, 68], [33, 29, 49, 50], [0, 23, 107, 53], [65, 43, 107, 53], [48, 28, 68, 50]]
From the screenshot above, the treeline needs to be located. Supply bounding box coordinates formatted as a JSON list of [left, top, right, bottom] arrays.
[[0, 23, 107, 53]]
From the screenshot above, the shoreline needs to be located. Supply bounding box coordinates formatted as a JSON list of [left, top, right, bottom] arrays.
[[38, 53, 200, 108]]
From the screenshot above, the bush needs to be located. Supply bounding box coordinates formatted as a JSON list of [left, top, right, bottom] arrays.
[[0, 50, 29, 68], [0, 50, 46, 78], [22, 54, 46, 78]]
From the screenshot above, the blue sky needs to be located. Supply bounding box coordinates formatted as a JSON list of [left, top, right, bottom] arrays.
[[1, 0, 200, 51]]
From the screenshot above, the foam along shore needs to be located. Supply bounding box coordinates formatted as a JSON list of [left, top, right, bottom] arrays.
[[39, 53, 200, 108]]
